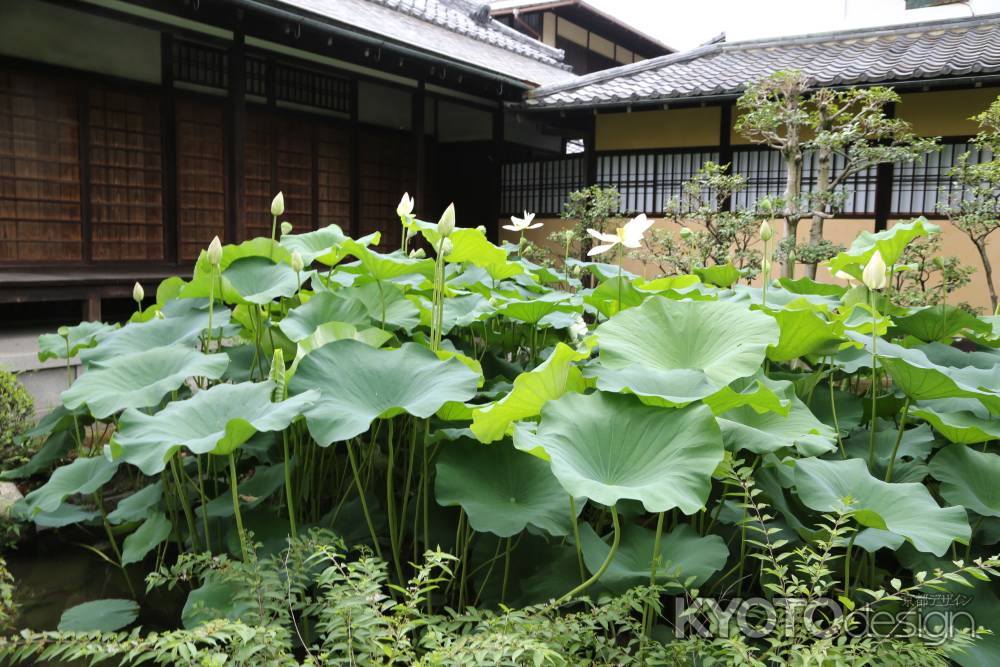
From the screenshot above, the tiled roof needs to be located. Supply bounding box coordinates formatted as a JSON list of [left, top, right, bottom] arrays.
[[524, 15, 1000, 108], [274, 0, 576, 86]]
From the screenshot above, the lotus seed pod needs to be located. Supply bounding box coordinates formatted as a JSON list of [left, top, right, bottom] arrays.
[[437, 203, 456, 237], [862, 250, 888, 291], [280, 221, 293, 236], [291, 250, 304, 273], [679, 227, 692, 240], [441, 237, 454, 256], [759, 220, 773, 241], [132, 282, 144, 304], [271, 191, 285, 217], [207, 236, 223, 266]]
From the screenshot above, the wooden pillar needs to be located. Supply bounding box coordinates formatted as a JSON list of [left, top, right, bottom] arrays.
[[411, 81, 426, 216], [874, 101, 896, 232], [227, 28, 247, 243], [349, 78, 360, 237], [77, 87, 92, 264], [489, 100, 504, 244], [584, 112, 597, 186], [160, 33, 179, 263], [719, 101, 733, 212]]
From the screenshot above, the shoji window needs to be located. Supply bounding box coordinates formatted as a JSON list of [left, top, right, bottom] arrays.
[[500, 157, 585, 217], [596, 150, 718, 214], [892, 142, 994, 217], [731, 148, 785, 210], [800, 151, 878, 216]]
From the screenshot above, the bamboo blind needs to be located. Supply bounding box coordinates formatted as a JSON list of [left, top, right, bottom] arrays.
[[0, 69, 82, 262], [176, 98, 227, 261], [317, 122, 351, 230], [245, 108, 273, 239], [87, 87, 164, 261], [274, 114, 314, 231], [359, 127, 414, 249]]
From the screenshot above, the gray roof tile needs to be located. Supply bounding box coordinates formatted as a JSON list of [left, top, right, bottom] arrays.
[[525, 15, 1000, 108]]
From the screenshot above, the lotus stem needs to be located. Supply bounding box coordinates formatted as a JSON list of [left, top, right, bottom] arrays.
[[170, 456, 201, 552], [228, 453, 250, 561], [346, 439, 383, 560], [643, 511, 666, 637], [828, 357, 846, 459], [867, 290, 879, 468], [843, 531, 858, 598], [93, 491, 136, 598], [385, 420, 405, 585], [282, 431, 297, 537], [195, 456, 212, 553], [569, 496, 585, 583], [557, 505, 620, 603], [884, 398, 911, 482], [501, 536, 512, 604]]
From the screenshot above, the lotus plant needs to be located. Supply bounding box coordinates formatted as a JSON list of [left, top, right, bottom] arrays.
[[587, 213, 654, 312]]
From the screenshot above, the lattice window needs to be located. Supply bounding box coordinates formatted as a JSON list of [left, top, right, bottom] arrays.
[[594, 150, 719, 214], [176, 98, 226, 261], [87, 87, 163, 261], [275, 63, 351, 114], [0, 68, 82, 262], [891, 142, 994, 216], [245, 109, 274, 240], [801, 151, 878, 216], [731, 148, 785, 210], [246, 56, 268, 98], [172, 39, 228, 90], [274, 115, 314, 230], [317, 123, 351, 228], [500, 157, 584, 217], [359, 127, 414, 249]]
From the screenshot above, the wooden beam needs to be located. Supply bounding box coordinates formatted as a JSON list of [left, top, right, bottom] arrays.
[[584, 113, 597, 186], [160, 33, 179, 264], [718, 101, 733, 211], [77, 87, 92, 264], [227, 27, 248, 242], [489, 101, 504, 244], [411, 80, 427, 217], [874, 101, 897, 232], [349, 78, 361, 237]]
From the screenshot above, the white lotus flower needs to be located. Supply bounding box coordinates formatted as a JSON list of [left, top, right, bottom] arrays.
[[586, 214, 653, 256], [207, 236, 222, 266], [438, 203, 455, 237], [271, 191, 285, 217], [862, 250, 888, 290], [397, 192, 414, 218], [290, 250, 304, 273], [832, 269, 859, 287], [503, 211, 542, 233]]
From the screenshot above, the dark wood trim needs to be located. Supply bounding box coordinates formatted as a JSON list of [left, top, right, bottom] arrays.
[[227, 28, 248, 242], [584, 113, 597, 186], [266, 55, 278, 199], [490, 101, 505, 243], [412, 80, 427, 217], [718, 101, 734, 212], [310, 123, 320, 231], [76, 86, 92, 264], [349, 77, 361, 237], [161, 33, 179, 263], [874, 102, 896, 231]]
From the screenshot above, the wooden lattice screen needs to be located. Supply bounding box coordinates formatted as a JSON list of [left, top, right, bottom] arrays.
[[274, 114, 314, 231], [316, 123, 351, 230], [359, 127, 414, 249], [245, 108, 273, 239], [176, 98, 227, 261], [0, 68, 83, 262]]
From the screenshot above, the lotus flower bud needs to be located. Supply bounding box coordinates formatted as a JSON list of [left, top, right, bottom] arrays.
[[762, 259, 772, 275], [132, 282, 144, 305], [280, 221, 293, 236], [437, 203, 456, 237], [787, 248, 796, 265], [834, 270, 859, 287], [475, 225, 486, 234], [441, 238, 454, 256], [396, 192, 414, 218], [759, 220, 773, 241], [572, 264, 582, 277], [291, 250, 304, 273], [679, 227, 692, 240], [57, 326, 69, 338], [155, 310, 165, 320], [207, 236, 223, 266], [932, 256, 946, 269], [862, 250, 887, 290], [409, 248, 426, 259], [271, 192, 285, 217]]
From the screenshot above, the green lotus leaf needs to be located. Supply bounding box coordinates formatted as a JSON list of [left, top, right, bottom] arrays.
[[80, 306, 230, 366], [120, 511, 172, 565], [517, 391, 723, 514], [566, 257, 638, 282], [836, 528, 905, 553], [418, 225, 509, 268], [341, 239, 435, 281], [110, 381, 318, 475], [593, 297, 778, 403], [108, 483, 163, 524], [930, 445, 1000, 517], [583, 277, 647, 318], [827, 217, 940, 276], [435, 438, 580, 537], [414, 293, 494, 334], [331, 282, 420, 332], [280, 224, 379, 265], [16, 502, 100, 528], [38, 321, 117, 362], [181, 238, 291, 300], [717, 392, 836, 456], [58, 599, 139, 632], [579, 522, 728, 593], [22, 456, 119, 514], [182, 578, 255, 629], [843, 421, 935, 482], [294, 322, 393, 363], [693, 263, 741, 288], [912, 399, 1000, 444], [498, 292, 576, 325], [278, 291, 371, 342], [289, 340, 480, 446], [1, 429, 76, 480], [778, 276, 848, 298], [471, 342, 589, 443], [222, 256, 305, 305], [809, 388, 865, 437], [763, 305, 844, 362], [638, 274, 702, 293], [199, 462, 286, 519], [794, 457, 969, 556], [61, 345, 229, 419], [702, 375, 791, 417], [891, 304, 991, 342]]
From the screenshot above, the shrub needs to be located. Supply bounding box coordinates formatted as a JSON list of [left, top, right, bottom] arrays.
[[0, 370, 33, 466]]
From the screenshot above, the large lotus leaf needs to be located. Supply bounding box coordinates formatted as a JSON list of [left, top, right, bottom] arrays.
[[579, 522, 728, 593], [110, 381, 318, 475], [778, 276, 848, 298], [289, 340, 480, 446], [414, 293, 494, 334], [827, 217, 940, 277], [702, 375, 792, 417], [22, 456, 119, 514], [929, 445, 1000, 517], [293, 322, 393, 362], [912, 399, 1000, 444], [182, 577, 255, 629], [340, 239, 435, 281], [763, 305, 844, 362], [222, 256, 304, 305], [693, 263, 741, 288], [280, 224, 379, 265], [332, 282, 420, 332], [843, 421, 935, 482], [181, 238, 291, 299], [278, 291, 372, 342], [58, 599, 139, 632], [853, 334, 1000, 414], [516, 391, 723, 514], [1, 429, 75, 480], [890, 304, 991, 343], [566, 257, 639, 282], [13, 502, 99, 528], [717, 392, 836, 456], [435, 438, 580, 538], [80, 306, 231, 366], [809, 388, 865, 437], [471, 342, 589, 443], [108, 483, 163, 524], [583, 277, 647, 318], [61, 345, 229, 419], [38, 321, 117, 362], [593, 297, 778, 402], [498, 292, 577, 325], [120, 511, 172, 565], [793, 457, 969, 556]]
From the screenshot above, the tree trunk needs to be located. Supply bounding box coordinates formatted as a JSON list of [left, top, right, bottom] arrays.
[[805, 148, 831, 280], [977, 239, 998, 313], [782, 151, 803, 279]]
